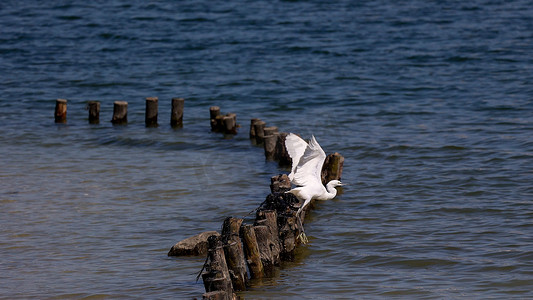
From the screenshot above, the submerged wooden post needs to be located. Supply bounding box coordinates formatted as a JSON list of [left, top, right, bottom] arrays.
[[87, 101, 100, 124], [253, 120, 266, 144], [210, 106, 221, 131], [240, 224, 264, 279], [202, 235, 234, 299], [111, 101, 128, 124], [321, 152, 344, 185], [170, 97, 184, 128], [221, 217, 248, 291], [275, 132, 291, 166], [249, 118, 262, 140], [145, 97, 158, 127], [54, 99, 67, 123], [223, 113, 237, 134], [263, 133, 279, 160]]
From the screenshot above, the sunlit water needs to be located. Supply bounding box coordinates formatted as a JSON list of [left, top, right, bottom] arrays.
[[1, 1, 532, 298]]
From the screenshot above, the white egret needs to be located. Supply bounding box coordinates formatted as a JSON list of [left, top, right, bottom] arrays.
[[285, 133, 343, 243]]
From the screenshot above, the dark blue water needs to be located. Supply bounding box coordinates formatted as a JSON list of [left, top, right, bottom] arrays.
[[1, 1, 532, 298]]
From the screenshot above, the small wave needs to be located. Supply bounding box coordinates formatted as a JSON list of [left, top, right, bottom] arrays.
[[56, 15, 82, 21], [377, 257, 459, 268], [446, 55, 480, 63], [98, 33, 137, 41]]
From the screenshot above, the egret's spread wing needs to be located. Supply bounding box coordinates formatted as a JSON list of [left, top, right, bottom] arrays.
[[291, 135, 326, 187], [285, 133, 308, 181]]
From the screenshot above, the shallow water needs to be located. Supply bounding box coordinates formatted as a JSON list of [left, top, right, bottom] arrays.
[[1, 0, 532, 298]]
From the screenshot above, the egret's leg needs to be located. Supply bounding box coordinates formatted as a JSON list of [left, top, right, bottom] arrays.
[[296, 209, 308, 244]]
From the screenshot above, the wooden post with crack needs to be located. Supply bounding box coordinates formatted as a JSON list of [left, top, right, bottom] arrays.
[[202, 235, 235, 300], [221, 217, 248, 291]]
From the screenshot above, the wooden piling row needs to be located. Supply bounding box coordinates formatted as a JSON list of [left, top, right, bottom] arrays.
[[56, 99, 344, 297], [210, 106, 238, 134], [52, 98, 185, 127]]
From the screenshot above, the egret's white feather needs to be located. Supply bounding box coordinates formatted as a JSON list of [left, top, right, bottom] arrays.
[[291, 135, 326, 187], [285, 133, 308, 182]]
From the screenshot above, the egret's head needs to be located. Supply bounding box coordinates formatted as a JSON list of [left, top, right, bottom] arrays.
[[328, 180, 344, 187]]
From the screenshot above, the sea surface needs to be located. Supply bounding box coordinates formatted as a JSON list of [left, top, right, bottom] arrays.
[[1, 0, 532, 299]]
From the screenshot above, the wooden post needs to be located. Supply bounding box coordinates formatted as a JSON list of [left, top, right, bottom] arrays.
[[210, 106, 221, 131], [54, 99, 67, 123], [253, 225, 274, 276], [223, 113, 237, 134], [170, 97, 184, 128], [263, 126, 278, 137], [270, 174, 291, 194], [87, 101, 100, 124], [263, 133, 279, 160], [253, 120, 266, 144], [221, 217, 248, 291], [111, 101, 128, 124], [255, 210, 281, 266], [321, 152, 344, 185], [202, 235, 234, 299], [145, 97, 158, 127], [263, 126, 279, 159], [249, 118, 262, 140], [275, 132, 291, 166], [278, 214, 299, 260], [240, 224, 264, 279]]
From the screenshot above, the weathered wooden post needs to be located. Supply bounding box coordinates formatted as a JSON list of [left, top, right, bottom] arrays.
[[249, 118, 262, 140], [87, 101, 100, 124], [275, 132, 291, 166], [321, 152, 344, 185], [223, 113, 237, 134], [111, 101, 128, 124], [255, 210, 281, 266], [170, 97, 184, 128], [221, 217, 248, 291], [263, 133, 279, 160], [253, 120, 266, 144], [278, 213, 299, 260], [264, 126, 278, 137], [145, 97, 158, 127], [54, 99, 67, 123], [202, 235, 234, 300], [210, 106, 221, 131], [240, 224, 264, 279], [253, 225, 274, 276]]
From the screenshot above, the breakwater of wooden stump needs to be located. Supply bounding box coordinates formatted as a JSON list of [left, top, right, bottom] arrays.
[[53, 97, 185, 128], [52, 98, 344, 299]]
